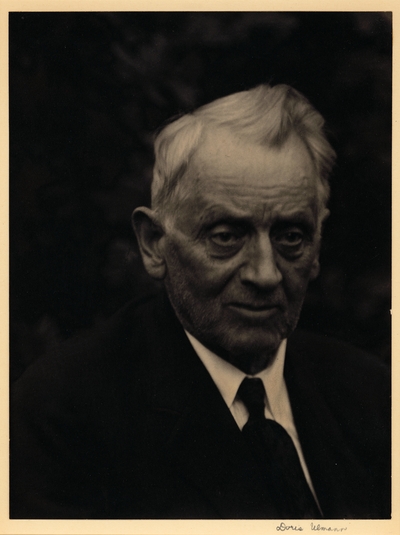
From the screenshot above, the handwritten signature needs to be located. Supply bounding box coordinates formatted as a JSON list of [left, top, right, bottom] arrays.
[[276, 522, 348, 532], [311, 525, 347, 532], [276, 523, 304, 531]]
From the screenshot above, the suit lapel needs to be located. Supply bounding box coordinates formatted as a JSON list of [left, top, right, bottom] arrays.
[[139, 294, 280, 518], [285, 336, 377, 518], [164, 375, 280, 518], [135, 296, 377, 518]]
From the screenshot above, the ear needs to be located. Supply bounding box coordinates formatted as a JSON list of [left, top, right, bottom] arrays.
[[309, 257, 320, 281], [131, 207, 167, 280], [320, 207, 330, 226], [309, 207, 330, 281]]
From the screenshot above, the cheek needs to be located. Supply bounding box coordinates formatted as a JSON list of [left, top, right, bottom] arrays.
[[167, 239, 239, 289], [278, 254, 318, 293]]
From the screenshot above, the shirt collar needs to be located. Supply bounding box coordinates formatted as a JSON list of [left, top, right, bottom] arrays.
[[185, 331, 287, 416]]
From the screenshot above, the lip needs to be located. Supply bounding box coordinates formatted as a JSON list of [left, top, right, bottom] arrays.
[[227, 303, 280, 319]]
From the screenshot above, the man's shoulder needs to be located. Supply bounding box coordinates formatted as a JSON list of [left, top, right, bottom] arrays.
[[25, 292, 161, 359], [11, 293, 169, 407], [288, 328, 389, 378], [286, 329, 390, 419]]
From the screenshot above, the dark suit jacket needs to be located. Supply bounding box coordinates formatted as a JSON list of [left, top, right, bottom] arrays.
[[10, 292, 391, 519]]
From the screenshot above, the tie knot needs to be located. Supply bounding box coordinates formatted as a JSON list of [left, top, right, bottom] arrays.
[[237, 377, 266, 420]]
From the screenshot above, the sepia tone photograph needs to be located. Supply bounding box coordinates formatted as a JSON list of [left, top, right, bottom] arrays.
[[8, 10, 392, 526]]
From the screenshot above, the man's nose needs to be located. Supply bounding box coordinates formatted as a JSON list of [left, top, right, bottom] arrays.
[[239, 235, 283, 289]]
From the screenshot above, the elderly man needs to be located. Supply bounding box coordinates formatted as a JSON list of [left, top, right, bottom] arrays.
[[10, 84, 390, 519]]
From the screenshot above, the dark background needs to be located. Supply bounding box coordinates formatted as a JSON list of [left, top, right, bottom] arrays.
[[9, 12, 392, 382]]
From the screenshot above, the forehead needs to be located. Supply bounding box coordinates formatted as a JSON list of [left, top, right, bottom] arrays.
[[171, 128, 320, 225], [189, 128, 316, 186]]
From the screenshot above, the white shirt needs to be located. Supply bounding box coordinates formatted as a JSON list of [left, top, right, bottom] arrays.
[[185, 331, 319, 503]]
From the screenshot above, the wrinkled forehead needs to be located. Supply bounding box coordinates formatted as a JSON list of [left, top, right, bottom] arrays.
[[188, 127, 315, 182], [162, 129, 327, 229], [186, 130, 318, 192]]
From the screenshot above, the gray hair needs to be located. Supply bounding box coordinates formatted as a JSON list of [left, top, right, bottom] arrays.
[[152, 84, 336, 212]]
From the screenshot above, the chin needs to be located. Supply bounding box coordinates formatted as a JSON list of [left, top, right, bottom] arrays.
[[235, 336, 282, 360], [225, 346, 279, 375], [211, 328, 285, 373]]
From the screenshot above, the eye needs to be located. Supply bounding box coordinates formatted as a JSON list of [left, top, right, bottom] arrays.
[[207, 224, 246, 256], [275, 231, 304, 247], [272, 227, 308, 258], [210, 231, 240, 247]]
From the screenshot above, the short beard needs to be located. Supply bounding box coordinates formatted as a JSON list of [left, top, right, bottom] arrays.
[[196, 321, 292, 375], [165, 279, 301, 375]]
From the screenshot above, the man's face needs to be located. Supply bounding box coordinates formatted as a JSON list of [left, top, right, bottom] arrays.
[[160, 129, 324, 373]]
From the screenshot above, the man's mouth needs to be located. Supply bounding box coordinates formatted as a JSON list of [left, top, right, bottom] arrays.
[[227, 302, 281, 319]]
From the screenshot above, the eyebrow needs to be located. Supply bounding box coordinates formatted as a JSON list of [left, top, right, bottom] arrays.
[[272, 212, 316, 225], [198, 204, 316, 227], [198, 203, 254, 221]]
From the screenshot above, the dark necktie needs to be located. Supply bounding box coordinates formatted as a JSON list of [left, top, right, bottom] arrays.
[[237, 377, 322, 519]]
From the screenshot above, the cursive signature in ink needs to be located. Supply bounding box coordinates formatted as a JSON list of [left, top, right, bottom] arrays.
[[276, 522, 303, 531], [311, 523, 347, 532]]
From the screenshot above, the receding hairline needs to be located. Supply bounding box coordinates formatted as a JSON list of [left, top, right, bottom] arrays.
[[160, 126, 324, 208], [151, 84, 335, 215]]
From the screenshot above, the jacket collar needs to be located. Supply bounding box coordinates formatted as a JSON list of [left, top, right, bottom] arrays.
[[135, 294, 377, 518], [285, 335, 377, 518], [138, 292, 281, 518]]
